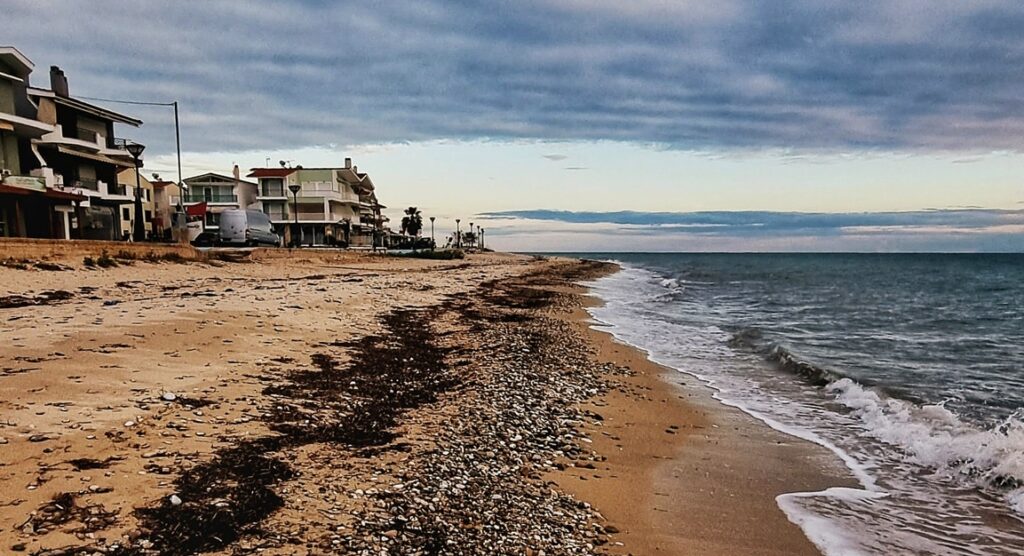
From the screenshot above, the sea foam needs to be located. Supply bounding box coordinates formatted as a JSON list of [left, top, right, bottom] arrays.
[[584, 259, 1024, 555]]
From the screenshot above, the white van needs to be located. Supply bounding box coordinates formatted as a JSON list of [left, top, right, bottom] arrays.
[[218, 209, 281, 247]]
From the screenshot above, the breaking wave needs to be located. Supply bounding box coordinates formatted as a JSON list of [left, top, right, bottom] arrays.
[[583, 256, 1024, 554], [825, 378, 1024, 514], [730, 325, 1024, 516]]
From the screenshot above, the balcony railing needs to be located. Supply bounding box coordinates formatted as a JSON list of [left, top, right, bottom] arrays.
[[72, 179, 99, 191], [108, 137, 130, 151], [185, 193, 238, 203], [261, 186, 286, 197]]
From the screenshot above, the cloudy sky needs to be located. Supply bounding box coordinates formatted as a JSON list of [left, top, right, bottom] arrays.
[[5, 0, 1024, 251]]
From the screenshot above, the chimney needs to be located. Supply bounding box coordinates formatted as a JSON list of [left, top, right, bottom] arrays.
[[344, 157, 352, 169], [49, 66, 69, 97], [232, 164, 240, 181]]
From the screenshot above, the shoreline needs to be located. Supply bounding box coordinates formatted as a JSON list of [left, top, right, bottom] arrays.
[[552, 262, 858, 555], [0, 248, 855, 555]]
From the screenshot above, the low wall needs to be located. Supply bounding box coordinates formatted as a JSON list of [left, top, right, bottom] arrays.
[[0, 238, 201, 263], [247, 246, 382, 264]]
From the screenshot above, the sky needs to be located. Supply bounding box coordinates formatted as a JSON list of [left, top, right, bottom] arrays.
[[4, 0, 1024, 251]]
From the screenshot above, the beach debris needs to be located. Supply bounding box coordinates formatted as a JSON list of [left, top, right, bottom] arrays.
[[0, 290, 74, 310], [161, 392, 177, 402], [8, 258, 623, 555], [22, 492, 119, 537]]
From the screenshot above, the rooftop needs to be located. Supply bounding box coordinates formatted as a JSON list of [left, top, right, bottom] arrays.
[[247, 168, 298, 178], [27, 86, 142, 127], [0, 46, 33, 80]]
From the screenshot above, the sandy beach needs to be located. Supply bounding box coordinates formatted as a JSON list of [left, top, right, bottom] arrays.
[[0, 245, 851, 555]]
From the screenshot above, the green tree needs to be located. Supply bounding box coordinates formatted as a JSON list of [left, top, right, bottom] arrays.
[[401, 207, 423, 237]]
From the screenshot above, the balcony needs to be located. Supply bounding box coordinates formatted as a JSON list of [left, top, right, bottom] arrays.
[[106, 183, 128, 196], [38, 125, 102, 152], [72, 179, 99, 191], [185, 193, 238, 204], [260, 185, 286, 197], [74, 127, 99, 143]]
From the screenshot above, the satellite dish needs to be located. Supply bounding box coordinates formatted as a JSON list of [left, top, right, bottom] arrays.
[[279, 160, 287, 168]]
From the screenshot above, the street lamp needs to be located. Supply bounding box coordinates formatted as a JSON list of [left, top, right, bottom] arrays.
[[288, 183, 301, 247], [429, 216, 435, 250], [125, 142, 146, 241], [479, 228, 484, 250], [455, 218, 461, 249]]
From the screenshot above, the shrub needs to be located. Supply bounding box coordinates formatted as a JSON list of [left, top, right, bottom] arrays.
[[96, 250, 117, 268], [83, 256, 96, 268]]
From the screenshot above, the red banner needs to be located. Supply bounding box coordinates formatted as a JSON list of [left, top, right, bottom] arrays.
[[185, 202, 207, 217]]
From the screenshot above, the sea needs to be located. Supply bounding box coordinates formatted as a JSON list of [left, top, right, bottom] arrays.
[[572, 253, 1024, 555]]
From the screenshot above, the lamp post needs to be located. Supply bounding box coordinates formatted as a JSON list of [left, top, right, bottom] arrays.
[[288, 183, 301, 247], [429, 216, 435, 250], [125, 142, 146, 241], [469, 222, 475, 249], [479, 228, 484, 250], [455, 218, 461, 249]]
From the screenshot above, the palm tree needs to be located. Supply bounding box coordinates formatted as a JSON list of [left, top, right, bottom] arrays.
[[400, 207, 423, 250], [404, 207, 423, 236]]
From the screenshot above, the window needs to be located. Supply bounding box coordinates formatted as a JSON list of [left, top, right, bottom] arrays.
[[264, 202, 287, 220], [122, 207, 131, 221], [205, 212, 221, 227], [261, 178, 285, 197]]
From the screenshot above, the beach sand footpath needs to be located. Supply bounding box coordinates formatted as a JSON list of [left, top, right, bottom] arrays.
[[0, 248, 850, 554]]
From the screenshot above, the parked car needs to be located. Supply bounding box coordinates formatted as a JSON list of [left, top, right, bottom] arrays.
[[190, 231, 218, 247], [218, 209, 281, 247]]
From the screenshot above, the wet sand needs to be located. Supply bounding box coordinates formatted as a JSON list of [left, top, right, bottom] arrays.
[[550, 291, 857, 555], [0, 247, 852, 554]]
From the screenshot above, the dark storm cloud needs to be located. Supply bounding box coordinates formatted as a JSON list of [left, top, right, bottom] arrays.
[[478, 209, 1024, 237], [6, 0, 1024, 154]]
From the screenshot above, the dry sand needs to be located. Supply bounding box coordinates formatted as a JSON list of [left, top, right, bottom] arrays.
[[0, 247, 852, 555]]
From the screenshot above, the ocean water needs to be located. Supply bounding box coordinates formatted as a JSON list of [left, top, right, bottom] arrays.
[[576, 253, 1024, 555]]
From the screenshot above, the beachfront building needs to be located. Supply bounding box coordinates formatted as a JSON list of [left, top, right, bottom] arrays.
[[248, 158, 384, 247], [149, 176, 182, 240], [0, 46, 64, 238], [182, 167, 257, 231], [27, 66, 143, 240], [0, 48, 143, 240], [356, 189, 387, 248], [115, 167, 155, 239]]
